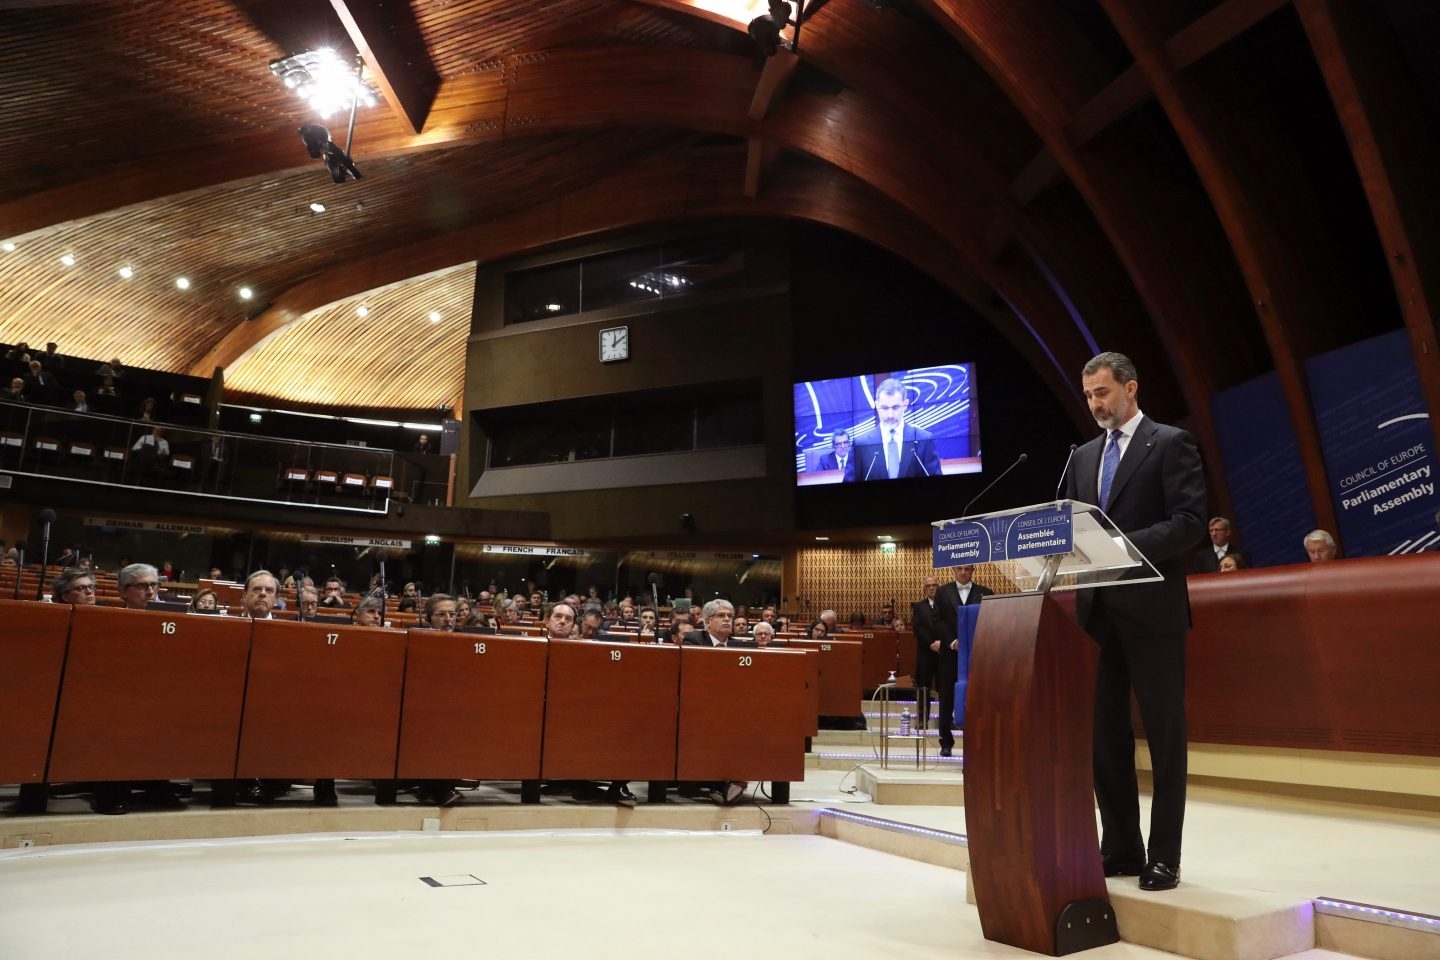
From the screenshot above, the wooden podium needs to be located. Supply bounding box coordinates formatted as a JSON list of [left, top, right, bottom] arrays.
[[943, 500, 1161, 955], [964, 593, 1114, 954]]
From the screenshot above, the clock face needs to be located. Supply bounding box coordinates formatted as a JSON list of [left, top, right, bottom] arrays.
[[599, 325, 629, 363]]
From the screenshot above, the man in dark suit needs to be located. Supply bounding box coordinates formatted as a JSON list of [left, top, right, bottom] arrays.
[[815, 428, 858, 481], [1065, 352, 1205, 891], [910, 576, 950, 740], [682, 599, 754, 647], [933, 565, 992, 757], [853, 378, 942, 480], [1190, 516, 1247, 573]]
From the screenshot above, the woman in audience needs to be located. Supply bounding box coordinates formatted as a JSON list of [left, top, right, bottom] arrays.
[[1218, 554, 1244, 573], [807, 620, 828, 640], [191, 589, 219, 613], [97, 374, 118, 397], [776, 616, 791, 633], [138, 397, 158, 421]]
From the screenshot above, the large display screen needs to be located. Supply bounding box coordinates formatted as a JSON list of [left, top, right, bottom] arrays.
[[794, 364, 981, 485]]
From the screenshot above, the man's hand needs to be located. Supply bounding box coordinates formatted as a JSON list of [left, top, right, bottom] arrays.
[[949, 639, 959, 650], [930, 640, 941, 652]]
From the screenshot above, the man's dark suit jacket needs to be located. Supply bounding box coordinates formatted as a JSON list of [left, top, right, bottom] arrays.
[[1066, 415, 1206, 634], [935, 578, 994, 643], [853, 424, 942, 481], [910, 596, 953, 678], [815, 451, 857, 481], [1190, 544, 1247, 574], [682, 632, 753, 648]]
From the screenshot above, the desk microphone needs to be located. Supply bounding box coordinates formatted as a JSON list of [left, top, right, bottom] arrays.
[[376, 549, 389, 608], [960, 454, 1027, 517], [1054, 443, 1078, 501], [36, 508, 55, 600], [863, 451, 880, 481], [11, 540, 26, 599], [911, 447, 931, 477]]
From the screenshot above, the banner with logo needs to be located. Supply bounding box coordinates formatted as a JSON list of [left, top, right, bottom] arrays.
[[933, 504, 1072, 567]]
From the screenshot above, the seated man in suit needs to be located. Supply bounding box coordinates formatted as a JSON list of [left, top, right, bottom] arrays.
[[1191, 516, 1247, 573], [682, 599, 751, 803], [852, 378, 942, 480], [815, 428, 857, 481]]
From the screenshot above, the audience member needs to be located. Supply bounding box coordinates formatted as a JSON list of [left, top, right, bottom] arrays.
[[351, 597, 385, 626], [320, 577, 348, 609], [239, 570, 279, 619], [544, 602, 577, 640], [751, 621, 775, 647], [1192, 517, 1247, 573], [297, 587, 320, 620], [807, 620, 828, 640], [819, 609, 839, 633], [96, 374, 118, 397], [1218, 554, 1243, 573], [71, 389, 87, 412], [731, 615, 749, 637], [6, 376, 26, 401], [52, 567, 97, 606], [425, 594, 458, 631], [1304, 529, 1337, 562], [118, 563, 161, 609], [191, 589, 219, 612]]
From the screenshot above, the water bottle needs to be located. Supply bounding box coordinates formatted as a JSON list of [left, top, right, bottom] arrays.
[[900, 707, 911, 736]]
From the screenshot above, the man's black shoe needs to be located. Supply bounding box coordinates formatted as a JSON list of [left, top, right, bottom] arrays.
[[938, 745, 953, 757], [1139, 861, 1180, 891], [94, 801, 129, 816], [606, 783, 639, 808]]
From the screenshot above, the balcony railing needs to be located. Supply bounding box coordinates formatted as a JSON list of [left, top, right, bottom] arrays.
[[0, 400, 405, 514]]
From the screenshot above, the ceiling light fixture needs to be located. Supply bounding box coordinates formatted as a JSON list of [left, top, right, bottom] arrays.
[[309, 202, 326, 213], [117, 265, 134, 279], [238, 287, 254, 300], [270, 48, 376, 119], [356, 305, 369, 317], [175, 277, 191, 290], [2, 242, 15, 253], [59, 254, 76, 267], [428, 311, 442, 323]]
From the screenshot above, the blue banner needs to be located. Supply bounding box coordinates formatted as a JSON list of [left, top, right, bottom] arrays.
[[1210, 371, 1314, 566], [933, 505, 1072, 567], [1307, 330, 1438, 556]]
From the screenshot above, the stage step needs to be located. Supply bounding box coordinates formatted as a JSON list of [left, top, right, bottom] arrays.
[[856, 764, 966, 805]]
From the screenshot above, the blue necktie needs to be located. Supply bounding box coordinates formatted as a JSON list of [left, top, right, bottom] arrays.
[[1099, 429, 1123, 509]]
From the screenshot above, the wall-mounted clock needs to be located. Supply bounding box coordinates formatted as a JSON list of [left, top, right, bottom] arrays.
[[599, 325, 630, 363]]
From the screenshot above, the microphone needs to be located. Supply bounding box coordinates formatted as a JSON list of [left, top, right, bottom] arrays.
[[863, 451, 880, 481], [961, 454, 1028, 517], [647, 572, 660, 610], [911, 447, 931, 477], [12, 540, 26, 600], [376, 549, 388, 608], [1054, 443, 1078, 501], [36, 508, 56, 601]]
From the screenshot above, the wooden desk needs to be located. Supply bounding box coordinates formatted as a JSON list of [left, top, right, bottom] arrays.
[[236, 619, 406, 778], [397, 631, 548, 780], [48, 606, 251, 780], [542, 638, 680, 781], [850, 629, 900, 689], [784, 639, 864, 718], [0, 600, 70, 782], [677, 646, 809, 783]]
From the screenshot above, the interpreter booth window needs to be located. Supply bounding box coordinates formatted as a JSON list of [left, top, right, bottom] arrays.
[[486, 408, 611, 467], [502, 231, 746, 325]]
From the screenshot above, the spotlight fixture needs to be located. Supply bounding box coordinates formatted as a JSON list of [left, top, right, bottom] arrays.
[[2, 242, 15, 252], [428, 311, 442, 323], [309, 201, 326, 213], [59, 253, 76, 267], [118, 265, 134, 279], [269, 48, 376, 119], [176, 277, 191, 290], [748, 0, 794, 57], [238, 287, 254, 300], [356, 305, 369, 317], [299, 124, 363, 183]]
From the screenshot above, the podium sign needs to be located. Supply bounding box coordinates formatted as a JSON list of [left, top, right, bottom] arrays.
[[934, 500, 1161, 594], [933, 504, 1073, 566]]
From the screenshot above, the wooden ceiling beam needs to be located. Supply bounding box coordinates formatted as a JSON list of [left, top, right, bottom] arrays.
[[1098, 0, 1342, 542], [330, 0, 440, 135], [1295, 0, 1440, 482], [1015, 0, 1293, 206], [749, 48, 800, 120], [743, 138, 783, 197]]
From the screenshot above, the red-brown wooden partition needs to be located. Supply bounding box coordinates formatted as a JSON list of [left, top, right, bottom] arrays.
[[0, 600, 71, 782], [541, 639, 680, 781], [236, 620, 405, 778], [784, 638, 864, 717], [397, 631, 548, 779], [852, 629, 899, 689], [48, 606, 252, 780], [896, 629, 917, 680], [677, 646, 810, 782]]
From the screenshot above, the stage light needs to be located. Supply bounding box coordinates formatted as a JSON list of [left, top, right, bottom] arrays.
[[297, 125, 363, 183], [270, 48, 376, 119]]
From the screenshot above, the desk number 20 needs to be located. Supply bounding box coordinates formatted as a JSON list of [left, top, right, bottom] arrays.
[[737, 655, 753, 667]]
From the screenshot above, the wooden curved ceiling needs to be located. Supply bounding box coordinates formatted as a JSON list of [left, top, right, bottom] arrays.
[[4, 0, 1440, 534]]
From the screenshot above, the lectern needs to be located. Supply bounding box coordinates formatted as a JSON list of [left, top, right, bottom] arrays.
[[932, 501, 1162, 955]]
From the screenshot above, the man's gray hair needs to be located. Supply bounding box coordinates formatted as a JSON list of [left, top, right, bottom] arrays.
[[352, 597, 384, 619], [119, 563, 158, 590], [1082, 352, 1138, 384], [1303, 529, 1335, 546], [245, 569, 278, 591], [1209, 516, 1232, 528], [701, 599, 734, 620], [752, 621, 775, 637]]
